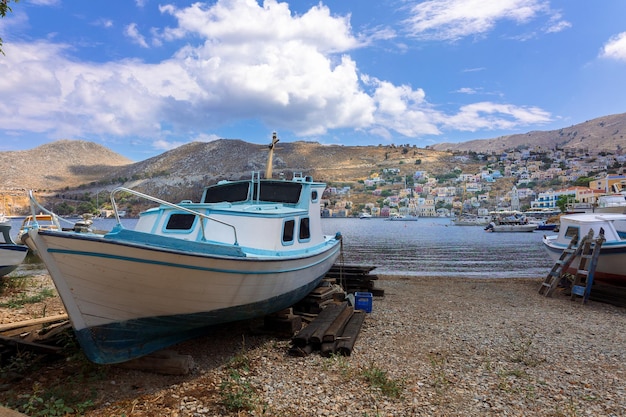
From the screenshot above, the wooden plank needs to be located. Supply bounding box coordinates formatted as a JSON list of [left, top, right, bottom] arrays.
[[292, 301, 346, 347], [322, 305, 353, 343], [116, 350, 195, 375], [336, 310, 366, 356], [0, 314, 69, 333], [0, 335, 64, 355], [0, 405, 30, 417], [309, 302, 349, 345]]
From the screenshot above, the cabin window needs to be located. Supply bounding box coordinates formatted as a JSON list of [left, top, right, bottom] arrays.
[[311, 190, 318, 202], [166, 213, 196, 230], [299, 217, 311, 240], [203, 182, 250, 203], [564, 226, 580, 243], [282, 219, 295, 244], [255, 182, 302, 204]]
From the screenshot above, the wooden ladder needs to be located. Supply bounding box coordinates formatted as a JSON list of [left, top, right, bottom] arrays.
[[539, 230, 590, 297], [570, 228, 605, 304]]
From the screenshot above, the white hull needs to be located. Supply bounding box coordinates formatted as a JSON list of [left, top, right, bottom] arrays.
[[0, 220, 28, 276], [26, 229, 340, 363], [486, 224, 538, 232], [542, 213, 626, 286], [0, 245, 28, 276]]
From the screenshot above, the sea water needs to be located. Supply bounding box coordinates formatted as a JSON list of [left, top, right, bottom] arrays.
[[10, 216, 555, 279], [321, 217, 555, 278]]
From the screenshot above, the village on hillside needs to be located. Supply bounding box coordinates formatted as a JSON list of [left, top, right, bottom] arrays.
[[322, 146, 626, 218]]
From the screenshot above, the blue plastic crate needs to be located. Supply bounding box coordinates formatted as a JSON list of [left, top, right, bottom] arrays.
[[354, 292, 373, 313]]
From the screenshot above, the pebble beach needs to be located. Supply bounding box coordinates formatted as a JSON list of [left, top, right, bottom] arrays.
[[2, 274, 626, 416]]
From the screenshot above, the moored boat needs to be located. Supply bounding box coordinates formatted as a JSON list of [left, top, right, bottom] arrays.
[[14, 214, 62, 245], [0, 216, 29, 276], [542, 213, 626, 286], [484, 211, 538, 232], [595, 193, 626, 214], [386, 214, 418, 221], [22, 133, 342, 364], [452, 214, 491, 226]]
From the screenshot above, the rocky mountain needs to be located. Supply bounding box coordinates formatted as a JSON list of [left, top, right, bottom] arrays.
[[431, 112, 626, 154], [1, 112, 625, 214], [1, 140, 133, 191], [0, 138, 459, 213]]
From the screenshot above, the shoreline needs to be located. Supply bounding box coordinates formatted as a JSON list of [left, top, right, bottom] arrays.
[[1, 274, 626, 416]]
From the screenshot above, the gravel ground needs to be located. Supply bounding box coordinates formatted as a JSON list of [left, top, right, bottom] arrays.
[[2, 274, 626, 416]]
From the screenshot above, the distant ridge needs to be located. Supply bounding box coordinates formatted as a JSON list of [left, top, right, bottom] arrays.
[[1, 112, 625, 202], [0, 140, 132, 190], [431, 112, 626, 153]]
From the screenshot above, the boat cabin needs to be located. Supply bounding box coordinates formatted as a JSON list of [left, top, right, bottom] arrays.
[[131, 173, 329, 255]]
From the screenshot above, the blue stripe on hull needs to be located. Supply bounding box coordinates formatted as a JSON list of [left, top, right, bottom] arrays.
[[75, 273, 325, 364]]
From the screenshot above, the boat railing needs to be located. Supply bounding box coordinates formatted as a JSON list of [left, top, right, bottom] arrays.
[[27, 190, 70, 230], [110, 187, 239, 245]]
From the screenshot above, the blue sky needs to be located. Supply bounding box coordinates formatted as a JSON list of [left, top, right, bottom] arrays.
[[1, 0, 625, 161]]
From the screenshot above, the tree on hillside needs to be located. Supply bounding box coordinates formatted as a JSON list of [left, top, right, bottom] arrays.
[[1, 0, 19, 55]]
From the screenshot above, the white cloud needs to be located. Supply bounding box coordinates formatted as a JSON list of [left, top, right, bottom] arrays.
[[152, 139, 186, 151], [442, 102, 551, 131], [403, 0, 568, 41], [456, 87, 479, 94], [0, 0, 553, 154], [600, 32, 626, 62], [125, 23, 149, 48], [93, 18, 113, 29]]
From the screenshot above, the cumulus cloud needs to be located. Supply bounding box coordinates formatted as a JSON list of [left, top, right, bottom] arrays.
[[125, 23, 149, 48], [442, 102, 552, 131], [600, 32, 626, 62], [0, 0, 553, 154], [403, 0, 569, 41]]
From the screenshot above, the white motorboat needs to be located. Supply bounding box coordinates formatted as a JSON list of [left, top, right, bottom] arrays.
[[0, 216, 28, 276], [22, 133, 342, 364], [542, 213, 626, 286]]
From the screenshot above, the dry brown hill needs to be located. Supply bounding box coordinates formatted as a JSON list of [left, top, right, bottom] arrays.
[[0, 138, 462, 214], [111, 140, 458, 203], [431, 112, 626, 153], [2, 112, 625, 214], [1, 140, 133, 191]]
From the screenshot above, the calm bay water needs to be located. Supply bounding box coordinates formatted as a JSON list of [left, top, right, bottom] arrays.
[[10, 216, 555, 279], [321, 217, 556, 278]]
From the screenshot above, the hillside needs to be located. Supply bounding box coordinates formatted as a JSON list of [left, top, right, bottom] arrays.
[[1, 140, 133, 191], [108, 140, 459, 203], [431, 112, 626, 153], [0, 138, 464, 214], [2, 112, 626, 214]]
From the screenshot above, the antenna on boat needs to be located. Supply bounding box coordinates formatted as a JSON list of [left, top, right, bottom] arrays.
[[265, 132, 279, 179]]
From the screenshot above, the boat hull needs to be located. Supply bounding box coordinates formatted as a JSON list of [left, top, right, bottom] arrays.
[[542, 213, 626, 286], [486, 224, 538, 232], [543, 236, 626, 286], [0, 244, 29, 276], [25, 229, 341, 364]]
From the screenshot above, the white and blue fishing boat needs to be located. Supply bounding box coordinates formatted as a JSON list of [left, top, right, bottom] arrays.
[[22, 134, 342, 364], [0, 216, 29, 276], [542, 213, 626, 287]]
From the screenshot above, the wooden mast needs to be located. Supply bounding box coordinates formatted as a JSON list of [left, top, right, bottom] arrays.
[[265, 132, 279, 179]]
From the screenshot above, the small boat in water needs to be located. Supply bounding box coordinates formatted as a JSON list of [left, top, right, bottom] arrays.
[[542, 213, 626, 286], [0, 216, 29, 276], [22, 133, 342, 364], [484, 212, 538, 232], [595, 193, 626, 214], [452, 214, 491, 226], [14, 214, 61, 245], [387, 214, 418, 221]]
